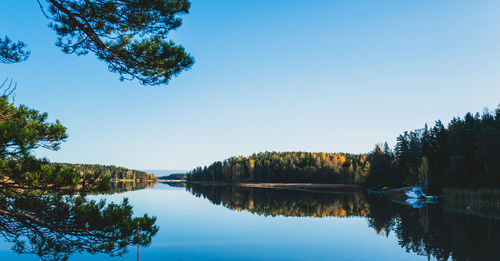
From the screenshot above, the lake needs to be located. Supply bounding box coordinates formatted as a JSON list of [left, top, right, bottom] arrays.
[[0, 182, 498, 260]]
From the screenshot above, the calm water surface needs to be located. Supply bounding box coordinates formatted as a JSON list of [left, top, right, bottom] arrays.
[[0, 183, 498, 260]]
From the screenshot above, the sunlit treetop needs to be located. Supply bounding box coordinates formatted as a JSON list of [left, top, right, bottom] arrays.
[[0, 80, 110, 191]]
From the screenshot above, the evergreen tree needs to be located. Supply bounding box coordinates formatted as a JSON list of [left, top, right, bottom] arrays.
[[365, 107, 499, 191], [2, 0, 194, 85]]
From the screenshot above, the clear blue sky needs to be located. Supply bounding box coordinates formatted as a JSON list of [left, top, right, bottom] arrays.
[[1, 0, 499, 170]]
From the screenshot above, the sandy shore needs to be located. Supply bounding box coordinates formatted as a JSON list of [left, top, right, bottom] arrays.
[[184, 181, 362, 192], [238, 183, 360, 189]]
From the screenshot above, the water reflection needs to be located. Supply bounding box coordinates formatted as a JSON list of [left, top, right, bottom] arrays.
[[187, 184, 369, 218], [105, 180, 157, 194], [187, 184, 499, 261], [0, 188, 158, 261]]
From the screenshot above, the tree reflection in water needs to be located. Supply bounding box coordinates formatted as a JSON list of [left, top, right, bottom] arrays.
[[187, 184, 499, 261], [0, 188, 158, 261], [102, 180, 157, 195]]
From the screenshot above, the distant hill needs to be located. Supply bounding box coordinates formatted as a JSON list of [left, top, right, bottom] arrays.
[[159, 173, 190, 180], [143, 169, 187, 177]]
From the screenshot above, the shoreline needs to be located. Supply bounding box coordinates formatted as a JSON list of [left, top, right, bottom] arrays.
[[111, 179, 156, 182], [158, 181, 500, 218], [237, 182, 361, 189], [182, 181, 362, 192], [157, 179, 187, 183]]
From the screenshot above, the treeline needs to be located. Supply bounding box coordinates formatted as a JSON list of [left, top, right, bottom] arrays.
[[366, 108, 500, 192], [0, 88, 159, 191], [51, 163, 156, 181], [188, 107, 499, 190], [188, 151, 370, 184]]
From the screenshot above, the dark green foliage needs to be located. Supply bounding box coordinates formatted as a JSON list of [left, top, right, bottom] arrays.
[[0, 94, 83, 190], [0, 95, 67, 157], [0, 89, 159, 259], [0, 90, 147, 191], [0, 36, 30, 64], [0, 191, 158, 260], [188, 151, 370, 184], [1, 1, 194, 85], [1, 156, 80, 190], [364, 143, 397, 186], [41, 0, 194, 85], [366, 107, 500, 192], [191, 107, 499, 192], [53, 162, 157, 181]]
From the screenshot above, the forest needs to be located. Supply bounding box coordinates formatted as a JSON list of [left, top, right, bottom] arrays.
[[188, 151, 370, 184], [188, 107, 500, 192], [0, 0, 191, 192], [52, 163, 156, 181], [366, 107, 500, 192]]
